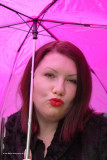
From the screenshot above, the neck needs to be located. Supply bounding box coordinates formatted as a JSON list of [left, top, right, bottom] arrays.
[[37, 117, 59, 152], [38, 118, 58, 138]]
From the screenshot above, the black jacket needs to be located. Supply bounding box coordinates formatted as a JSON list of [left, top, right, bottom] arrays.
[[2, 111, 107, 160]]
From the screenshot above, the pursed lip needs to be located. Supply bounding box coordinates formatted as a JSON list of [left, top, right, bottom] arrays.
[[50, 98, 64, 103], [49, 98, 64, 107]]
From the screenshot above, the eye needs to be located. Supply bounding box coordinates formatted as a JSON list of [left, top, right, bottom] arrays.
[[67, 79, 77, 84], [44, 73, 55, 78]]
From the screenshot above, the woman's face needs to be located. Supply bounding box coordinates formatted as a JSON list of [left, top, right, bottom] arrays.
[[33, 51, 77, 123]]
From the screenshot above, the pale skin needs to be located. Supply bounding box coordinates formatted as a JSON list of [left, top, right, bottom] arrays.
[[24, 51, 77, 159]]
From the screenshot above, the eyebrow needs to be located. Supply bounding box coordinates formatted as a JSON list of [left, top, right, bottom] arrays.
[[44, 67, 77, 77]]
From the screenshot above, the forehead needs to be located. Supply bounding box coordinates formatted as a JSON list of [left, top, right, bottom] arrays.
[[35, 51, 77, 74]]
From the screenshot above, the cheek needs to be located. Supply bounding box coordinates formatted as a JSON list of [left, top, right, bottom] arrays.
[[33, 78, 49, 98], [67, 85, 77, 101], [33, 80, 44, 107], [33, 80, 42, 96]]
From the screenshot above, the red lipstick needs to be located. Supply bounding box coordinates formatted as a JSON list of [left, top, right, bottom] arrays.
[[49, 98, 64, 107]]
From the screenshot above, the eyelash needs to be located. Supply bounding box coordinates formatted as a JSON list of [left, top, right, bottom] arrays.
[[67, 79, 77, 84], [44, 73, 55, 78], [45, 73, 77, 84]]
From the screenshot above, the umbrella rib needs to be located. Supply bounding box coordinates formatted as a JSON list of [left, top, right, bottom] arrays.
[[91, 69, 107, 94], [0, 3, 33, 19], [38, 18, 90, 25], [7, 26, 30, 32], [36, 0, 58, 30], [38, 23, 64, 33], [38, 21, 58, 40], [0, 20, 33, 29], [17, 24, 33, 52], [37, 11, 47, 30], [37, 0, 58, 19], [38, 23, 107, 32], [38, 18, 107, 29], [17, 13, 31, 28]]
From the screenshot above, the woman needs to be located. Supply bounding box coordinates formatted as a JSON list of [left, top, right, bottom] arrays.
[[2, 41, 107, 160]]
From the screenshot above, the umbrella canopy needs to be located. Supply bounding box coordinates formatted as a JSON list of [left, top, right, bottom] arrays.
[[0, 0, 107, 117]]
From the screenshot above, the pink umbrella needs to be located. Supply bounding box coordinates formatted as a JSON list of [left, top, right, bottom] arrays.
[[0, 0, 107, 158], [0, 0, 107, 117]]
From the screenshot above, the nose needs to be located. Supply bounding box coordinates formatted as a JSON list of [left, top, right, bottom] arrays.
[[52, 79, 65, 96]]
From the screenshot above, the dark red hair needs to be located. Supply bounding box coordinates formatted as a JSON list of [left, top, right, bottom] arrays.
[[20, 41, 93, 142]]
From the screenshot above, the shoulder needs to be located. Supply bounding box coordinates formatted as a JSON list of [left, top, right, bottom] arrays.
[[87, 113, 107, 129], [80, 114, 107, 159], [7, 110, 21, 121], [83, 113, 107, 144], [5, 110, 21, 132], [3, 110, 25, 147], [85, 113, 107, 134], [2, 111, 25, 160]]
